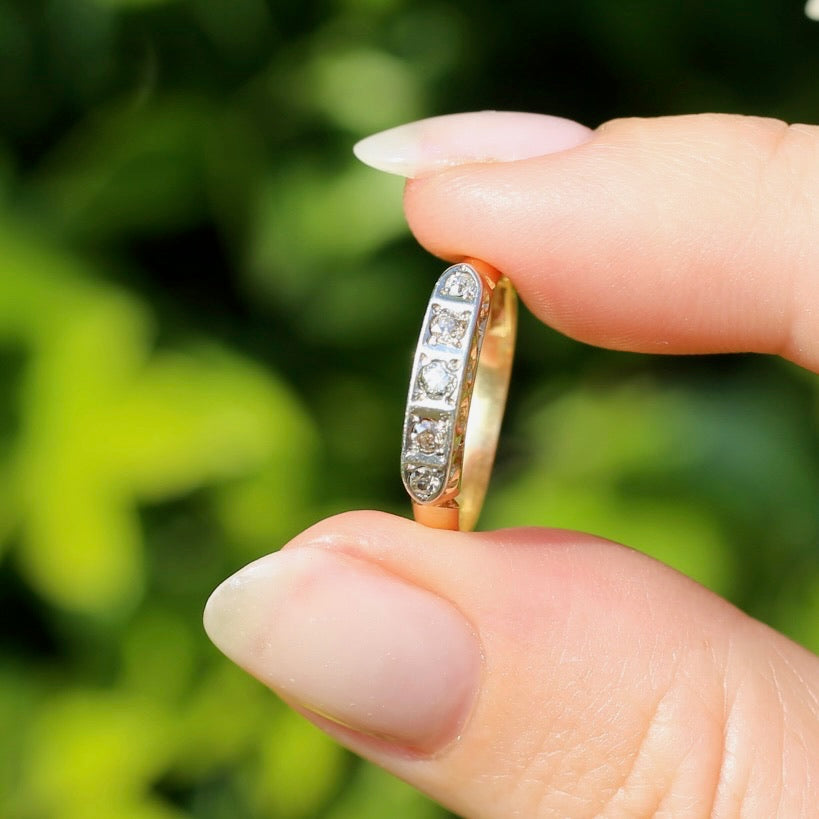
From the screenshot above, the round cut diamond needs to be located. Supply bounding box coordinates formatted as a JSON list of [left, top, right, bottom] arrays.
[[411, 417, 445, 454], [408, 466, 444, 501], [441, 268, 479, 301], [429, 307, 468, 347], [432, 310, 457, 335], [419, 360, 455, 399]]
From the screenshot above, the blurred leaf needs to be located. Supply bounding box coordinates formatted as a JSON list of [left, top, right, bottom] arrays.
[[0, 666, 44, 814], [120, 608, 196, 702], [335, 0, 405, 13], [304, 45, 425, 133], [107, 799, 189, 819], [0, 463, 19, 558], [21, 690, 175, 815], [248, 162, 405, 300], [93, 0, 176, 7], [270, 36, 426, 134], [485, 382, 737, 594], [773, 574, 819, 655], [170, 662, 271, 779], [32, 100, 214, 243], [111, 345, 315, 499], [0, 221, 316, 614], [251, 708, 346, 817], [189, 0, 275, 59], [213, 459, 316, 561], [324, 761, 447, 819]]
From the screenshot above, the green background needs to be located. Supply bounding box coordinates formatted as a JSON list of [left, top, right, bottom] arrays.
[[1, 0, 818, 816]]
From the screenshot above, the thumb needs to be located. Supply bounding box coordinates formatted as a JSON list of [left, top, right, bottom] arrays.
[[204, 511, 819, 817], [356, 111, 819, 371]]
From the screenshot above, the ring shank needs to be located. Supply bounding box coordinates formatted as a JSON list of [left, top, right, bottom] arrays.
[[412, 259, 516, 531]]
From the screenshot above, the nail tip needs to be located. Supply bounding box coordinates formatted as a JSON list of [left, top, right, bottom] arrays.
[[202, 583, 227, 647], [201, 566, 258, 649], [353, 139, 412, 177], [352, 110, 590, 179]]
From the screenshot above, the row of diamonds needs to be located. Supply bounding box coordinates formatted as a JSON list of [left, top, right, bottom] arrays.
[[402, 265, 485, 504]]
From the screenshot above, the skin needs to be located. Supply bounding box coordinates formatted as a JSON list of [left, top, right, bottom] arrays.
[[206, 114, 819, 818]]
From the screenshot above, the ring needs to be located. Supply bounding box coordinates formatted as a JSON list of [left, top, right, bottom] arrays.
[[401, 259, 517, 531]]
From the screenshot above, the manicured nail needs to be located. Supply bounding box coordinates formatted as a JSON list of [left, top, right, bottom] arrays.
[[203, 547, 481, 752], [353, 110, 592, 178]]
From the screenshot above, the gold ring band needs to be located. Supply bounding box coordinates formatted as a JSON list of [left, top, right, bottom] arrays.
[[401, 259, 517, 531]]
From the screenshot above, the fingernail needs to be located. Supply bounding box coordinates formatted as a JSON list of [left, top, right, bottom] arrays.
[[203, 547, 481, 752], [353, 110, 592, 178]]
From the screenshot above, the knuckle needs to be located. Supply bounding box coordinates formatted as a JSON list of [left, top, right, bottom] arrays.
[[752, 119, 819, 364]]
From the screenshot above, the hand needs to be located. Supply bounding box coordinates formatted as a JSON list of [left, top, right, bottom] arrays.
[[204, 112, 819, 817]]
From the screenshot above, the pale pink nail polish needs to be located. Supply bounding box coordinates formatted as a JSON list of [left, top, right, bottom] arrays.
[[204, 547, 481, 752], [353, 110, 592, 178]]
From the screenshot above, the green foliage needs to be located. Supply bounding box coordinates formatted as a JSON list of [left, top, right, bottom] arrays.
[[323, 763, 445, 819], [0, 0, 817, 817], [485, 383, 738, 593], [0, 221, 316, 613]]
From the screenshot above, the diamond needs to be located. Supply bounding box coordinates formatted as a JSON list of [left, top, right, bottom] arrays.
[[440, 268, 479, 301], [410, 417, 447, 454], [428, 306, 469, 348], [418, 360, 455, 399], [408, 466, 444, 501]]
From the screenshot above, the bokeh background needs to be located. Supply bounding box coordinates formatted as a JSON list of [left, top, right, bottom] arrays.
[[1, 0, 818, 816]]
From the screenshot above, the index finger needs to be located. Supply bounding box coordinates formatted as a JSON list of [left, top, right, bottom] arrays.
[[363, 112, 819, 372]]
